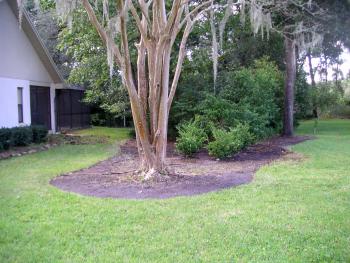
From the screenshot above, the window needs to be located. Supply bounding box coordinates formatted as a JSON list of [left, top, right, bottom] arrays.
[[17, 87, 23, 123]]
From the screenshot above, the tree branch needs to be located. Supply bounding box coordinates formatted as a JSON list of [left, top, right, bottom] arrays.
[[178, 0, 213, 30], [129, 1, 149, 43], [81, 0, 123, 67], [168, 21, 192, 111]]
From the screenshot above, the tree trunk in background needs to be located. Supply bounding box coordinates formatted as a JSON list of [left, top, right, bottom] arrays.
[[283, 36, 296, 136], [324, 55, 328, 83], [307, 49, 316, 87], [307, 49, 318, 118]]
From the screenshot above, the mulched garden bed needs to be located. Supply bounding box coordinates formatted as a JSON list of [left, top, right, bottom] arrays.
[[50, 135, 312, 199]]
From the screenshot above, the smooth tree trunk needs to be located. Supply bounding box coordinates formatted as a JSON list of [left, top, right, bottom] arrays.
[[81, 0, 212, 178], [77, 0, 280, 178], [283, 35, 296, 137]]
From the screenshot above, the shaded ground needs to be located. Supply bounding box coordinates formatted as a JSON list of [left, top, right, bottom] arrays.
[[51, 136, 311, 199]]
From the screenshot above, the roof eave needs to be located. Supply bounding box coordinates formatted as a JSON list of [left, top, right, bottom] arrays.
[[7, 0, 65, 84]]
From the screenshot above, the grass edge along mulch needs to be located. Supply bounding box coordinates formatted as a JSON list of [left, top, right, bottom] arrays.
[[50, 136, 311, 199], [1, 120, 349, 262]]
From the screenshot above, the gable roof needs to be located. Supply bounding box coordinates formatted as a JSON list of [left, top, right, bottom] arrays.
[[6, 0, 64, 84]]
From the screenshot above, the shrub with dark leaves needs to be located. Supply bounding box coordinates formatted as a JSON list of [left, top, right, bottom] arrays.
[[176, 120, 207, 157], [0, 128, 12, 151], [31, 125, 48, 143]]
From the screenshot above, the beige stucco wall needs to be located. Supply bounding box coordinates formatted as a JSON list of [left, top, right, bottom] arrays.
[[0, 1, 53, 84]]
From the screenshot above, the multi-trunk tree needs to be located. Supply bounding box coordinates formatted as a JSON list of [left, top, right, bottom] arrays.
[[18, 0, 325, 177], [40, 0, 225, 178]]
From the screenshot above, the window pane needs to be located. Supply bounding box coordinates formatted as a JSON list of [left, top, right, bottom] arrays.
[[17, 87, 23, 104], [18, 105, 23, 123], [17, 87, 23, 123]]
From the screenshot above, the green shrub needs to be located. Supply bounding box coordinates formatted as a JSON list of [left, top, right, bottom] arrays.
[[192, 115, 215, 139], [197, 95, 237, 129], [11, 127, 33, 147], [197, 95, 278, 140], [0, 126, 49, 151], [311, 83, 342, 118], [207, 124, 254, 159], [219, 58, 284, 137], [31, 125, 48, 143], [175, 120, 207, 157], [169, 58, 284, 139], [0, 128, 12, 151], [233, 123, 255, 147]]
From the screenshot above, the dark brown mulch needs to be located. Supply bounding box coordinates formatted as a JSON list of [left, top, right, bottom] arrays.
[[50, 135, 312, 200]]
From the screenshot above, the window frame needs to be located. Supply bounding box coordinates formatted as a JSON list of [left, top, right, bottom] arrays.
[[17, 87, 24, 123]]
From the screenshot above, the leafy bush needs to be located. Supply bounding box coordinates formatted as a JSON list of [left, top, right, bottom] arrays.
[[197, 95, 278, 140], [169, 58, 284, 139], [31, 125, 48, 143], [0, 126, 50, 151], [207, 124, 253, 159], [197, 95, 237, 129], [11, 127, 33, 146], [233, 123, 255, 147], [175, 120, 207, 157], [0, 128, 12, 151], [294, 71, 314, 119], [219, 58, 284, 137], [192, 115, 215, 139], [311, 83, 342, 118]]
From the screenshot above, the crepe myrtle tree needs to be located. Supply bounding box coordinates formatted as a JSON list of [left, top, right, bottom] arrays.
[[17, 0, 321, 178]]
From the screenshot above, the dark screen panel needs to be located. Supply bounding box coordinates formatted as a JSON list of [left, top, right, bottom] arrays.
[[56, 89, 90, 130]]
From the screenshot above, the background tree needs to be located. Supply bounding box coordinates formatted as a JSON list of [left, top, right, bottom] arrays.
[[19, 0, 339, 177], [263, 1, 325, 136], [57, 10, 131, 126], [24, 0, 230, 178]]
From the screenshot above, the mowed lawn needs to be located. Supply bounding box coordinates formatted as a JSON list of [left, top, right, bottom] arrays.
[[70, 126, 132, 142], [0, 121, 349, 262]]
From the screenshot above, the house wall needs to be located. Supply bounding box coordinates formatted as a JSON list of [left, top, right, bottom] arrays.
[[0, 1, 53, 84], [0, 77, 31, 128], [0, 1, 57, 131]]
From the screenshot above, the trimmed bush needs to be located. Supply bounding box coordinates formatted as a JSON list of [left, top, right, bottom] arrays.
[[0, 128, 12, 151], [11, 127, 33, 147], [31, 125, 48, 143], [0, 126, 50, 151], [207, 124, 254, 159], [175, 120, 207, 157]]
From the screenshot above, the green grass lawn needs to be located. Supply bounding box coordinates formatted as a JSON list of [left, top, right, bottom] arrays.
[[1, 121, 349, 262], [71, 126, 132, 142]]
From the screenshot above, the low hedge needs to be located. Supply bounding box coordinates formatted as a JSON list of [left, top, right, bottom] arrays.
[[11, 127, 33, 146], [0, 125, 48, 151], [0, 128, 12, 151], [31, 125, 49, 143]]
